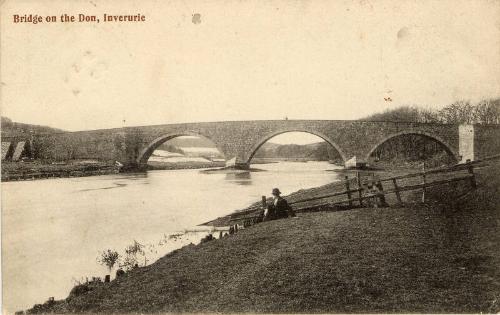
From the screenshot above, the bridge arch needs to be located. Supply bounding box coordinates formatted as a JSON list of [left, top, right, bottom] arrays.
[[244, 129, 348, 165], [365, 130, 459, 163], [137, 131, 226, 165]]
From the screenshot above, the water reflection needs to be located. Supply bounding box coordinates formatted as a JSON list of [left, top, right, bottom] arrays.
[[108, 172, 149, 181], [78, 182, 128, 192], [225, 171, 252, 185]]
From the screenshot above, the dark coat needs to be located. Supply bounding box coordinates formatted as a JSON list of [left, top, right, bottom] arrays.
[[266, 197, 296, 220]]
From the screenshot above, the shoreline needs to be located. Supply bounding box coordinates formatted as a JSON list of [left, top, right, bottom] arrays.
[[24, 159, 500, 314], [1, 160, 226, 182], [1, 161, 121, 182], [0, 159, 336, 182], [200, 166, 417, 227]]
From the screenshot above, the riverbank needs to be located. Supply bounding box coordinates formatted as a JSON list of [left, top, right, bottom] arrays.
[[146, 160, 225, 170], [202, 165, 416, 227], [1, 160, 120, 182], [25, 159, 500, 313], [1, 160, 228, 181], [0, 159, 277, 181], [0, 158, 329, 182]]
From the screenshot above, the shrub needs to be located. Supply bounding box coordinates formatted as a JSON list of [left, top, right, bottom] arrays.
[[68, 284, 91, 298], [97, 249, 120, 273]]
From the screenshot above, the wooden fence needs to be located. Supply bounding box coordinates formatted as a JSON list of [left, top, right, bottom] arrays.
[[229, 154, 500, 225]]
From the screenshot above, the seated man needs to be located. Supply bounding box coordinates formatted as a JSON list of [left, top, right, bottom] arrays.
[[264, 188, 296, 220]]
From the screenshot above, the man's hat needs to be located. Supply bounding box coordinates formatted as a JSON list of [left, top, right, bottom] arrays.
[[272, 188, 281, 195]]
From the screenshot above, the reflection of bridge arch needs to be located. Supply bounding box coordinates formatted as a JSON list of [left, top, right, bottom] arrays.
[[365, 131, 459, 163], [244, 129, 348, 165], [137, 131, 226, 165]]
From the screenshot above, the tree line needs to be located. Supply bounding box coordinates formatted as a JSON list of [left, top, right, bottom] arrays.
[[362, 98, 499, 167], [361, 98, 500, 124], [253, 142, 331, 160]]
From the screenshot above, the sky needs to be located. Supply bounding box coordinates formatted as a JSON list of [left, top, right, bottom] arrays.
[[1, 0, 499, 133]]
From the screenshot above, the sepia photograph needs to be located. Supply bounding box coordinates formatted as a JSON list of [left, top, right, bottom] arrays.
[[1, 0, 500, 314]]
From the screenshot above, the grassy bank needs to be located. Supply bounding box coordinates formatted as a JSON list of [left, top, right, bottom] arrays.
[[1, 160, 226, 180], [1, 160, 120, 181], [27, 160, 500, 313]]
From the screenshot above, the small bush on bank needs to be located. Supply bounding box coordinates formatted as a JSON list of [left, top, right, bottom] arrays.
[[68, 284, 91, 298]]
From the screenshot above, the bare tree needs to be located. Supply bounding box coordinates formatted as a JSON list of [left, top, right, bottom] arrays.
[[474, 99, 500, 124]]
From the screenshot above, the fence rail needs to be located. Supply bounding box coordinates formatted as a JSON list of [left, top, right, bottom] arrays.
[[229, 154, 500, 224]]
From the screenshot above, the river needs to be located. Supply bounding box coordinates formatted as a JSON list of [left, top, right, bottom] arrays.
[[1, 161, 342, 312]]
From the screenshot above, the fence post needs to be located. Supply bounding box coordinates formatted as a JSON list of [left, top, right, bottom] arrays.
[[345, 176, 353, 207], [392, 178, 402, 204], [421, 163, 426, 203], [375, 180, 388, 207], [356, 172, 363, 206], [467, 162, 477, 189]]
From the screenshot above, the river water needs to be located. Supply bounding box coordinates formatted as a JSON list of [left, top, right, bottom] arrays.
[[1, 161, 342, 312]]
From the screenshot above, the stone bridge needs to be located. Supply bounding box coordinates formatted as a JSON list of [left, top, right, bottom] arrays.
[[27, 120, 500, 169]]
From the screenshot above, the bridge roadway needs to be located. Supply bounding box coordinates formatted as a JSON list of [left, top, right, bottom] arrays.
[[24, 120, 500, 169]]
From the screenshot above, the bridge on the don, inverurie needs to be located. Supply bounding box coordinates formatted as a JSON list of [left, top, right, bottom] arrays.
[[6, 120, 500, 169]]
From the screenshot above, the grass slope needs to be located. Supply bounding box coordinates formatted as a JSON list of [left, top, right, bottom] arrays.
[[32, 162, 500, 314]]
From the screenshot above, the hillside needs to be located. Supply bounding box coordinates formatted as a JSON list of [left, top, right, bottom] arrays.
[[28, 160, 500, 314], [1, 117, 63, 138]]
